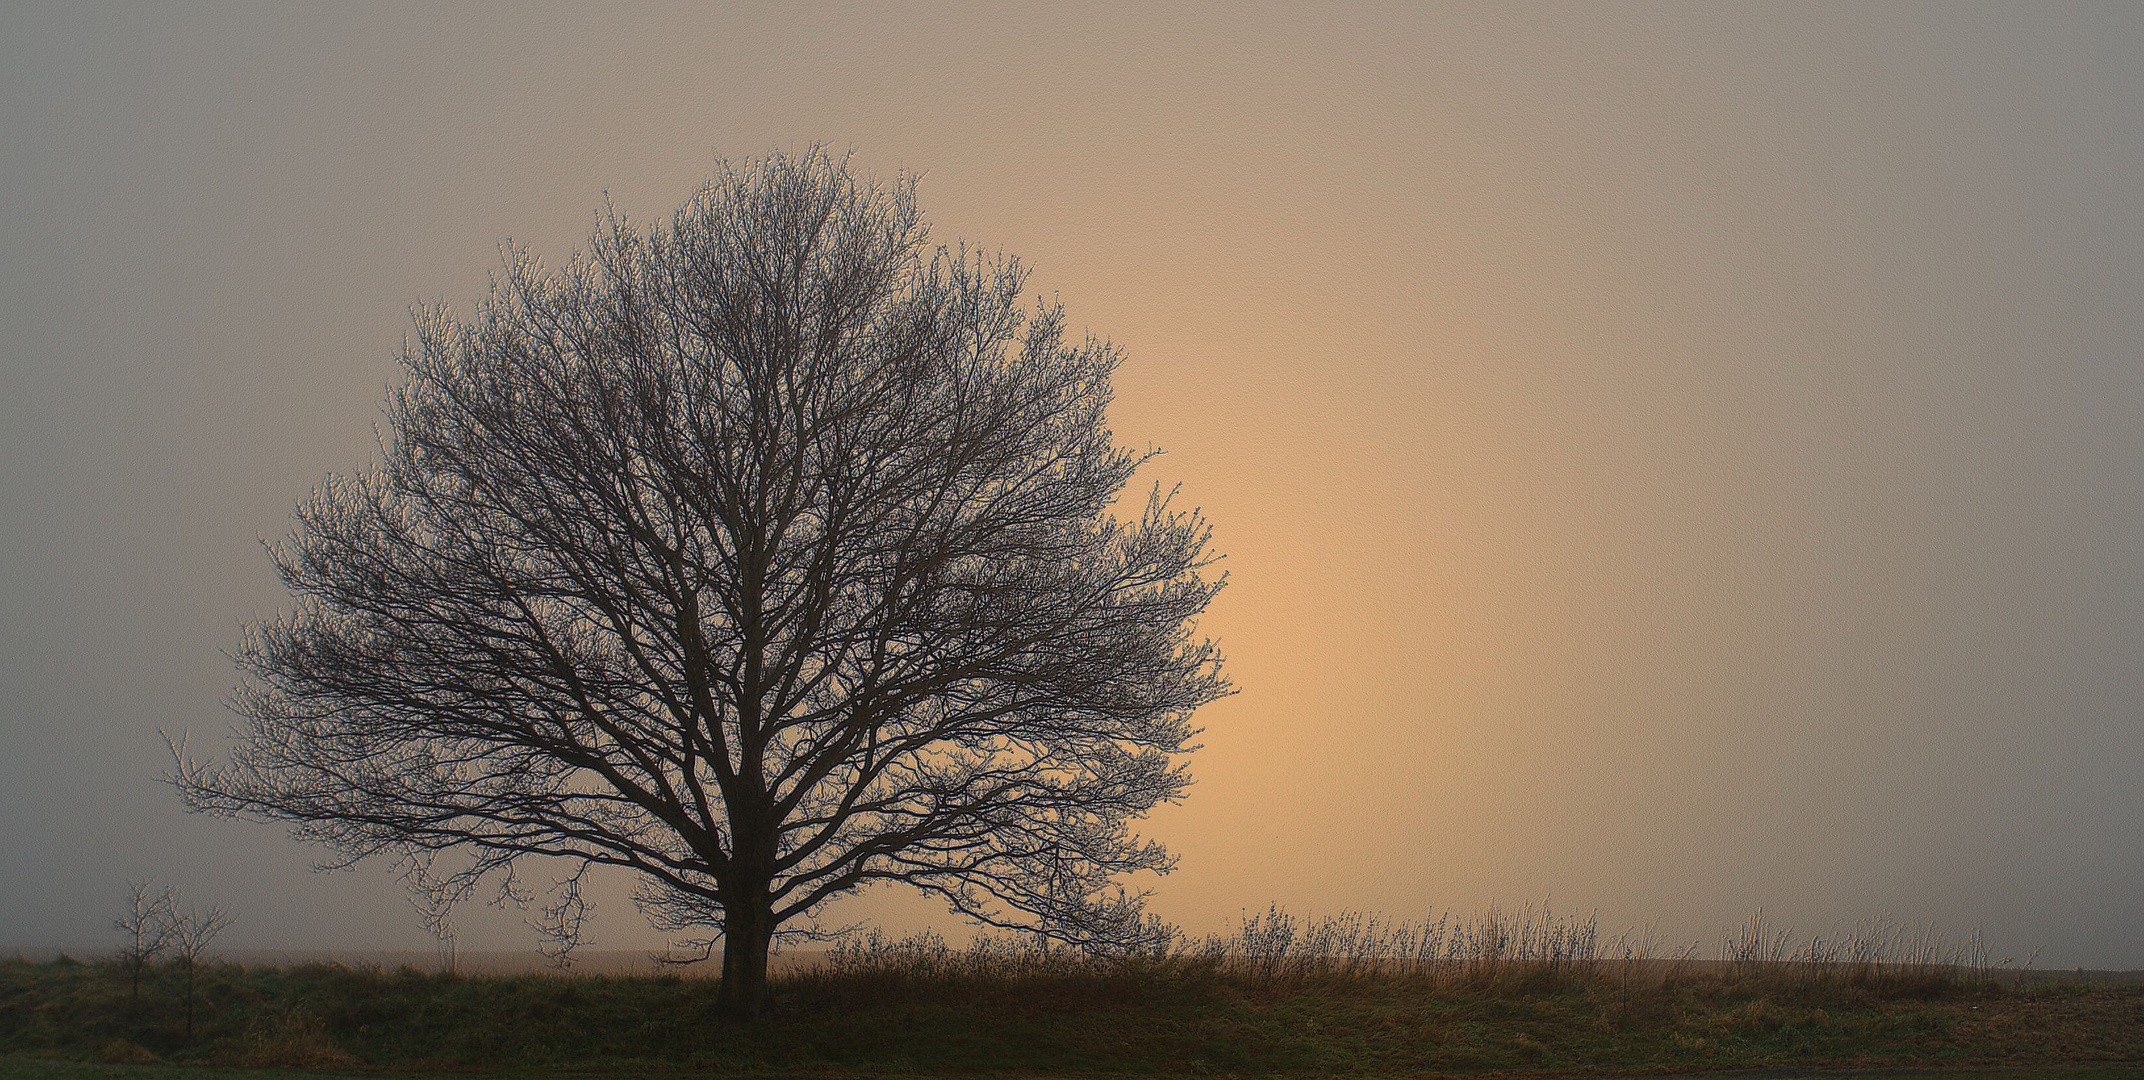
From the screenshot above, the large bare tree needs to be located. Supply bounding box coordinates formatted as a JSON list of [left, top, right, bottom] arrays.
[[174, 149, 1228, 1015]]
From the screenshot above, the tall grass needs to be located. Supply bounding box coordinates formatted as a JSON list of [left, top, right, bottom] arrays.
[[1192, 901, 1600, 988], [811, 903, 2005, 998], [1716, 910, 1996, 994]]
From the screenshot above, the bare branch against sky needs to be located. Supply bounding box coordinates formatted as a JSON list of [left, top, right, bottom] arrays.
[[173, 149, 1226, 1012]]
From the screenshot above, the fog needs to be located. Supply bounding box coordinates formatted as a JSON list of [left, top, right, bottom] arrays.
[[4, 2, 2142, 967]]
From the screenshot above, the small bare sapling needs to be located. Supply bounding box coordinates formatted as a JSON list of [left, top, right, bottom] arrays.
[[113, 880, 175, 1006]]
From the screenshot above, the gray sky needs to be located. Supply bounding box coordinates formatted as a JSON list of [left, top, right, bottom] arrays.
[[5, 2, 2143, 967]]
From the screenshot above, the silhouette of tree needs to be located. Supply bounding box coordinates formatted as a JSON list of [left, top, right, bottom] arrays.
[[174, 149, 1228, 1015], [167, 899, 229, 1042], [113, 879, 175, 1007]]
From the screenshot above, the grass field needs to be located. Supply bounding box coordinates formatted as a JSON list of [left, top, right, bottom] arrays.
[[4, 908, 2140, 1077], [4, 1064, 2144, 1080]]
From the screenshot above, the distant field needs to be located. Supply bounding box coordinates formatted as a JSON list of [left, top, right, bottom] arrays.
[[0, 948, 817, 978], [10, 945, 2141, 983]]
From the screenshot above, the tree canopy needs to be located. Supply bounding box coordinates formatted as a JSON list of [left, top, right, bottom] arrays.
[[175, 149, 1229, 1014]]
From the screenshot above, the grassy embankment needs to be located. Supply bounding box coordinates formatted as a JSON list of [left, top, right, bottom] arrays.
[[4, 907, 2140, 1077]]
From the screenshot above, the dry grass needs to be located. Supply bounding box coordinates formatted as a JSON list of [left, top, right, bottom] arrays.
[[3, 905, 2131, 1076], [812, 902, 2014, 999]]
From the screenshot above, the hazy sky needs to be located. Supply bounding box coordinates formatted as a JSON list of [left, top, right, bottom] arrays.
[[6, 2, 2144, 967]]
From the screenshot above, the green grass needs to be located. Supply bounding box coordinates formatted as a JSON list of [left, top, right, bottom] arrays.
[[0, 1062, 392, 1080], [5, 1064, 2144, 1080], [5, 910, 2140, 1077], [4, 953, 2142, 1077]]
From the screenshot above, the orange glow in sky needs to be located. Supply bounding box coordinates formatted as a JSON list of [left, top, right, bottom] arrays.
[[5, 3, 2143, 967]]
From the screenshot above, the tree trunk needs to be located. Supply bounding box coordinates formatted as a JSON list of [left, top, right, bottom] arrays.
[[716, 887, 774, 1018]]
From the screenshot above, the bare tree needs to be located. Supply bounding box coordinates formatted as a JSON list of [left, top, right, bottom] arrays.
[[174, 148, 1228, 1016], [166, 899, 230, 1042], [113, 879, 175, 1007]]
